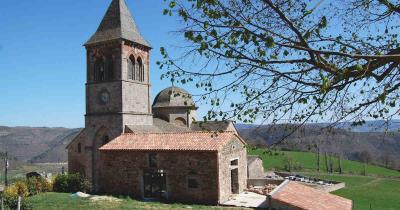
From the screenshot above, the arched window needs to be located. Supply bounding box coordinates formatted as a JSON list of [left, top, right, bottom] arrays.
[[106, 56, 114, 80], [128, 55, 135, 80], [103, 135, 110, 145], [94, 58, 105, 81], [174, 117, 187, 126], [137, 57, 144, 82]]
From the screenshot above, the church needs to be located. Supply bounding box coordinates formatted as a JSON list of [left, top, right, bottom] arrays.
[[67, 0, 248, 204]]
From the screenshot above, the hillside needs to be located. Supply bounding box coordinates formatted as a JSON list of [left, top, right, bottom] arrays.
[[0, 126, 80, 165], [248, 149, 400, 177], [237, 124, 400, 169]]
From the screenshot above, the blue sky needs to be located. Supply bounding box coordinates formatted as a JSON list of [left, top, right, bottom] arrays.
[[0, 0, 193, 128]]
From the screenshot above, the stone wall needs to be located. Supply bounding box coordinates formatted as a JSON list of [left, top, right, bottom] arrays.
[[218, 138, 248, 203], [248, 157, 265, 178], [99, 151, 219, 204]]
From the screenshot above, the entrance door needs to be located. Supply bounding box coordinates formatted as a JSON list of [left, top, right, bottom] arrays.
[[143, 171, 167, 199], [231, 168, 239, 194]]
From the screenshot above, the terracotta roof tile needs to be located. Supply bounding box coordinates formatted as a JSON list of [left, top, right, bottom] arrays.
[[271, 181, 352, 210], [99, 131, 244, 151]]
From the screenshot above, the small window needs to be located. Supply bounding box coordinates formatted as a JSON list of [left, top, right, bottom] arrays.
[[231, 159, 238, 166], [149, 153, 157, 168], [188, 179, 199, 189], [78, 143, 82, 153]]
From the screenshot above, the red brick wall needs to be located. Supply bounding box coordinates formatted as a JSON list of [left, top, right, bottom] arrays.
[[98, 151, 219, 204]]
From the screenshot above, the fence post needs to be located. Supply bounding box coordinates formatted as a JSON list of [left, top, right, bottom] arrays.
[[17, 196, 21, 210], [1, 196, 4, 210]]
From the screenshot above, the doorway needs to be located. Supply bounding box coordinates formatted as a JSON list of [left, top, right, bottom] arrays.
[[231, 168, 239, 194], [143, 170, 167, 200]]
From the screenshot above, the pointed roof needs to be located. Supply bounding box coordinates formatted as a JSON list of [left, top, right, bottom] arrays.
[[85, 0, 150, 47]]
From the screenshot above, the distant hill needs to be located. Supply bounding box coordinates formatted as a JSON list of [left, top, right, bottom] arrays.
[[236, 119, 400, 132], [0, 126, 80, 164], [236, 122, 400, 169]]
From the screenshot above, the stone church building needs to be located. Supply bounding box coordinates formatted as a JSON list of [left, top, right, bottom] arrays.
[[67, 0, 248, 204]]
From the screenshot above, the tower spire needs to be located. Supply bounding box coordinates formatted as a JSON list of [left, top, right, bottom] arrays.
[[85, 0, 150, 47]]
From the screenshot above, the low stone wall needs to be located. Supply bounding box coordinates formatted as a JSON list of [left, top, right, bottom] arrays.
[[248, 178, 284, 187], [312, 182, 346, 192]]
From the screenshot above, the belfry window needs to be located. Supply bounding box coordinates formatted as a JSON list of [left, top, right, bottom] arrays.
[[94, 58, 105, 81], [137, 57, 144, 82], [128, 55, 135, 80], [106, 56, 114, 80]]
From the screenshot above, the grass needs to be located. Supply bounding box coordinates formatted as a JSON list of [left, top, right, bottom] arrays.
[[248, 148, 400, 178], [27, 193, 247, 210], [302, 173, 400, 210]]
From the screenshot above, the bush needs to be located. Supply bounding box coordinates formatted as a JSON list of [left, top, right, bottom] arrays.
[[26, 177, 52, 195], [2, 181, 32, 210], [53, 173, 91, 193]]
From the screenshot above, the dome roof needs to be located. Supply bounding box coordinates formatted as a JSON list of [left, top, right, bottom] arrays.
[[152, 86, 195, 108]]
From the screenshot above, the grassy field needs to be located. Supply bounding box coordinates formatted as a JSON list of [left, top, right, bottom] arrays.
[[27, 193, 246, 210], [248, 148, 400, 210], [302, 173, 400, 210], [248, 148, 400, 178]]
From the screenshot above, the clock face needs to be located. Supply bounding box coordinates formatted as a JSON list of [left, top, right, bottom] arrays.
[[99, 91, 110, 104]]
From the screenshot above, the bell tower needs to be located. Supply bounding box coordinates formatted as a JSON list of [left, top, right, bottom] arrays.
[[84, 0, 153, 134]]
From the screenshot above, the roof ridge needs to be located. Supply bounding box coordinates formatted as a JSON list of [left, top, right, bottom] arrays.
[[123, 131, 236, 135]]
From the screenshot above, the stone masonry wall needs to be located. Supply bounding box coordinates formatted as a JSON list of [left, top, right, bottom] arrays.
[[218, 138, 247, 203], [99, 151, 219, 204], [248, 158, 265, 178]]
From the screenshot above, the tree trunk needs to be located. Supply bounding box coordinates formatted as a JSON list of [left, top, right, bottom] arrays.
[[338, 155, 342, 174], [363, 163, 367, 176], [325, 153, 329, 173], [317, 147, 320, 172]]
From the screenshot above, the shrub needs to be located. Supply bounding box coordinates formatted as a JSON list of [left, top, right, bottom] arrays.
[[53, 173, 91, 193], [3, 181, 32, 210], [26, 177, 52, 195]]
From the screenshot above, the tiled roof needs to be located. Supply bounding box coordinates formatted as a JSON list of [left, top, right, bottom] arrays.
[[271, 181, 352, 210], [191, 121, 236, 132], [125, 118, 237, 134], [126, 118, 191, 133], [85, 0, 150, 47], [99, 131, 244, 151]]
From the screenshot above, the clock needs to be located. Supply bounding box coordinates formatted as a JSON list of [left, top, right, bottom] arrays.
[[99, 90, 110, 104]]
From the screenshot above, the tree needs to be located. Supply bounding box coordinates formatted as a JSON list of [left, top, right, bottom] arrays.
[[380, 153, 394, 168], [159, 0, 400, 143], [359, 150, 373, 164]]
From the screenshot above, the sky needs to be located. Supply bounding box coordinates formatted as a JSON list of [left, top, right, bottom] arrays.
[[0, 0, 195, 128]]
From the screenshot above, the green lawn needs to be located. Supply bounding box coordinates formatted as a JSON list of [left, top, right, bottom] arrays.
[[301, 173, 400, 210], [248, 148, 400, 178], [27, 193, 246, 210]]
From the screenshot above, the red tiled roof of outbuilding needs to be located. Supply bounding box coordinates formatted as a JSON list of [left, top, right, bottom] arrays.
[[99, 131, 246, 152], [271, 181, 352, 210]]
